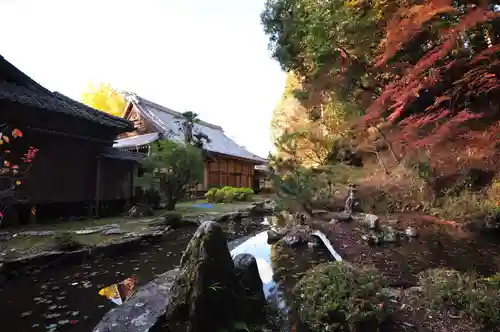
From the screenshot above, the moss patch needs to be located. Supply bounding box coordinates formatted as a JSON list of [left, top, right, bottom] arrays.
[[414, 268, 500, 328], [294, 262, 388, 332]]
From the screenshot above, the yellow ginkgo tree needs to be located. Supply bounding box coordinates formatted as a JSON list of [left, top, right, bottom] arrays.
[[81, 83, 127, 117]]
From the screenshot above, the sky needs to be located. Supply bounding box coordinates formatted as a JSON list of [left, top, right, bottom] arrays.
[[0, 0, 286, 157]]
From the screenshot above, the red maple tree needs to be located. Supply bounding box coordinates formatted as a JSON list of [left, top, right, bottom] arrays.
[[364, 0, 500, 156], [0, 124, 38, 225]]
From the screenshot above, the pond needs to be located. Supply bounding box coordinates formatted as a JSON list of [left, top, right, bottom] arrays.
[[0, 217, 270, 332], [0, 227, 197, 332], [325, 218, 500, 286], [231, 231, 334, 330]]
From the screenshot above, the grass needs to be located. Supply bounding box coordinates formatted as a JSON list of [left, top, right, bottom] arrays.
[[1, 195, 270, 259], [174, 199, 256, 214], [3, 221, 157, 259]]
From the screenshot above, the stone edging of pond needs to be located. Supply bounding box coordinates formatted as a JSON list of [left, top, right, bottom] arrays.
[[91, 235, 253, 332], [0, 201, 276, 284], [0, 228, 173, 282]]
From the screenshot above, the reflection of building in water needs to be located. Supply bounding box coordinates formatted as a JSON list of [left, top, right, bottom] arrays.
[[98, 277, 138, 305]]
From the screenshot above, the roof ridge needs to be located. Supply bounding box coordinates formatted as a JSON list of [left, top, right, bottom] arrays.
[[53, 91, 132, 126], [0, 55, 53, 94], [127, 93, 222, 130]]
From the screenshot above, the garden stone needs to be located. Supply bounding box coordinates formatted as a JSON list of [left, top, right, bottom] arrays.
[[361, 232, 382, 245], [102, 228, 125, 235], [164, 221, 245, 332], [266, 230, 284, 244], [233, 254, 266, 319], [216, 212, 242, 223], [307, 236, 322, 248], [329, 212, 352, 223], [405, 226, 418, 238], [18, 231, 56, 237], [359, 213, 379, 229], [93, 269, 179, 332], [279, 233, 307, 248], [75, 229, 101, 235], [379, 287, 401, 298], [382, 227, 397, 243], [128, 204, 154, 218], [240, 211, 251, 218]]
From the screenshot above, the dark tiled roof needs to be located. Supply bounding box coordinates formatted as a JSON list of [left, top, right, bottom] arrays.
[[53, 92, 133, 131], [120, 93, 267, 163], [113, 133, 160, 148], [0, 55, 134, 132], [99, 147, 145, 162], [0, 55, 49, 92]]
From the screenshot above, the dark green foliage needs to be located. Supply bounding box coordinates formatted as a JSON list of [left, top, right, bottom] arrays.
[[144, 188, 161, 209], [53, 233, 84, 252], [138, 140, 204, 210], [177, 111, 211, 148], [205, 187, 254, 203], [294, 262, 388, 332], [417, 269, 500, 327], [162, 211, 183, 228]]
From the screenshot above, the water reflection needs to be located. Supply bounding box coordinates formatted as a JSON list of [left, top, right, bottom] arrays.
[[98, 276, 138, 305], [0, 227, 197, 332], [230, 231, 332, 329]]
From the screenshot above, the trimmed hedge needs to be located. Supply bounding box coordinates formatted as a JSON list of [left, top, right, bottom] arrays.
[[205, 186, 254, 203]]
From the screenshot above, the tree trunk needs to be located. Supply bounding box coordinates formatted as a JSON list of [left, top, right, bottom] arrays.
[[375, 151, 389, 175], [166, 199, 176, 211], [373, 126, 400, 164], [165, 190, 176, 211]]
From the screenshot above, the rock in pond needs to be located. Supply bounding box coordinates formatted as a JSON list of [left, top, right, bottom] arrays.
[[233, 253, 266, 319], [266, 229, 284, 244], [359, 213, 380, 229], [93, 269, 179, 332], [405, 226, 418, 238], [164, 221, 246, 332], [279, 234, 306, 248], [307, 236, 322, 248]]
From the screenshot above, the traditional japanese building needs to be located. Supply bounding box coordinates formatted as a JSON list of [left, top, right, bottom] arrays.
[[114, 94, 266, 192], [0, 55, 141, 224]]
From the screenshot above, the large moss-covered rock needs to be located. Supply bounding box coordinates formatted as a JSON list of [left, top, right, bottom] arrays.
[[164, 221, 244, 332]]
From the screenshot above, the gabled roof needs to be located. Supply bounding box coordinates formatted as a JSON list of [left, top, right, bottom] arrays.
[[116, 94, 267, 163], [113, 132, 160, 149], [99, 147, 145, 162], [0, 55, 134, 132]]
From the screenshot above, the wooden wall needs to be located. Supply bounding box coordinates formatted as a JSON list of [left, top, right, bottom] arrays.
[[119, 104, 151, 139], [205, 156, 255, 189], [17, 130, 135, 204], [98, 159, 134, 201]]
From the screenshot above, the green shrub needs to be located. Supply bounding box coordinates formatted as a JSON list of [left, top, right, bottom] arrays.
[[53, 233, 84, 252], [162, 211, 183, 228], [417, 268, 500, 326], [294, 262, 388, 332], [204, 186, 254, 203], [214, 189, 227, 203], [205, 187, 219, 203]]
